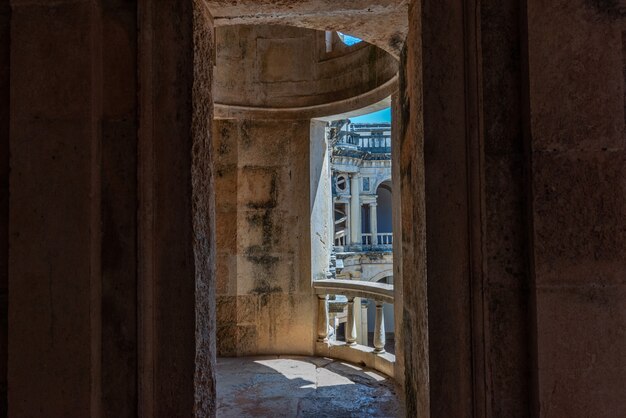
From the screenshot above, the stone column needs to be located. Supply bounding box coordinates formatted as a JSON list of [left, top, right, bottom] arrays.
[[138, 2, 216, 416], [369, 201, 378, 246], [344, 201, 351, 245], [373, 301, 386, 353], [360, 300, 369, 345], [317, 295, 329, 342], [0, 0, 8, 412], [346, 297, 357, 345], [349, 174, 361, 245]]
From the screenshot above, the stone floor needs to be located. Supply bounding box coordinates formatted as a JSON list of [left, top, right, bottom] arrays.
[[217, 356, 403, 417]]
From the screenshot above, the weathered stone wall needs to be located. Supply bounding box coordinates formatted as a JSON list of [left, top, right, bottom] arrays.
[[206, 0, 408, 58], [138, 1, 216, 416], [401, 0, 625, 416], [6, 1, 217, 416], [2, 0, 625, 416], [309, 120, 333, 284], [527, 1, 626, 415], [9, 2, 104, 414], [215, 25, 397, 111], [214, 119, 316, 357], [401, 0, 534, 415]]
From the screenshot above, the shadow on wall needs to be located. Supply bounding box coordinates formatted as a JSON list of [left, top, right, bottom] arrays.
[[216, 356, 403, 417]]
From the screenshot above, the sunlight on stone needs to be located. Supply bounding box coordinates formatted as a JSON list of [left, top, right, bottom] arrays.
[[365, 371, 387, 382], [339, 362, 362, 371], [254, 359, 316, 381], [316, 368, 355, 387]]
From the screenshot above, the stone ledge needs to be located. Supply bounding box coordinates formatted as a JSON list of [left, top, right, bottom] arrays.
[[315, 341, 395, 379]]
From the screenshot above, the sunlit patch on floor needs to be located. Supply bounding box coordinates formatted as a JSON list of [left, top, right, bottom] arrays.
[[217, 356, 402, 417]]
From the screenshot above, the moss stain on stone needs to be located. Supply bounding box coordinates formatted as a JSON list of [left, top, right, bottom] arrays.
[[246, 209, 275, 248], [242, 166, 279, 210]]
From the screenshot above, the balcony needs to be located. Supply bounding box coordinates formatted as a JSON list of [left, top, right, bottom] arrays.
[[335, 135, 391, 154], [334, 232, 393, 252], [313, 279, 395, 378]]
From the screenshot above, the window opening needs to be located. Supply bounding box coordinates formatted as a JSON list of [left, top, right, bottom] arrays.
[[337, 32, 363, 46]]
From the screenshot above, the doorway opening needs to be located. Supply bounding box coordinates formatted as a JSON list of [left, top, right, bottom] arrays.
[[201, 1, 422, 413], [310, 107, 396, 356]]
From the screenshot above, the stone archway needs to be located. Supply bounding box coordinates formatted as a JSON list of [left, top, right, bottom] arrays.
[[205, 0, 409, 58], [201, 1, 420, 416]]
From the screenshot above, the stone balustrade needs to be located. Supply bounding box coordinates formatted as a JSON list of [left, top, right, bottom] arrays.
[[347, 232, 393, 251], [312, 279, 395, 377], [377, 232, 393, 245], [336, 135, 391, 153]]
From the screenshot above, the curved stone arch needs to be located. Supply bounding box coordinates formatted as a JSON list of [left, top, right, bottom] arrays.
[[213, 23, 399, 119], [373, 176, 393, 193], [369, 269, 394, 283], [206, 1, 408, 58]]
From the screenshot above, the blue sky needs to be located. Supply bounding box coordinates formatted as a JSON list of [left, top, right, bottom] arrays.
[[350, 107, 391, 123], [338, 32, 363, 46]]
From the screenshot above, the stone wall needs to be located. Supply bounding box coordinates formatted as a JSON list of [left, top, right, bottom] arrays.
[[9, 3, 104, 414], [310, 121, 333, 284], [214, 119, 316, 357], [400, 0, 626, 417], [527, 1, 626, 415], [214, 25, 398, 118], [5, 1, 217, 416], [1, 0, 625, 416]]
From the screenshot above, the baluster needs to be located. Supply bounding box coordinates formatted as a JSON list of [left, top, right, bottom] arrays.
[[346, 297, 357, 345], [373, 300, 386, 353], [317, 294, 329, 342]]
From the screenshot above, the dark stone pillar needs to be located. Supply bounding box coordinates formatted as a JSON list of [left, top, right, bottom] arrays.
[[138, 1, 216, 416], [421, 0, 475, 415], [398, 1, 430, 415], [8, 1, 103, 415], [0, 0, 9, 416], [101, 1, 138, 417], [7, 1, 216, 416], [479, 0, 533, 415], [526, 1, 626, 415], [402, 0, 533, 416]]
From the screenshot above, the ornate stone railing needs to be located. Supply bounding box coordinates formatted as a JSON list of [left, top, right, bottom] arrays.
[[358, 136, 391, 151], [313, 279, 393, 355], [336, 135, 391, 154], [377, 232, 393, 245], [334, 234, 347, 246]]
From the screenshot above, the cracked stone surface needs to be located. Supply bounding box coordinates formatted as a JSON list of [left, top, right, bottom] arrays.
[[217, 356, 402, 417]]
